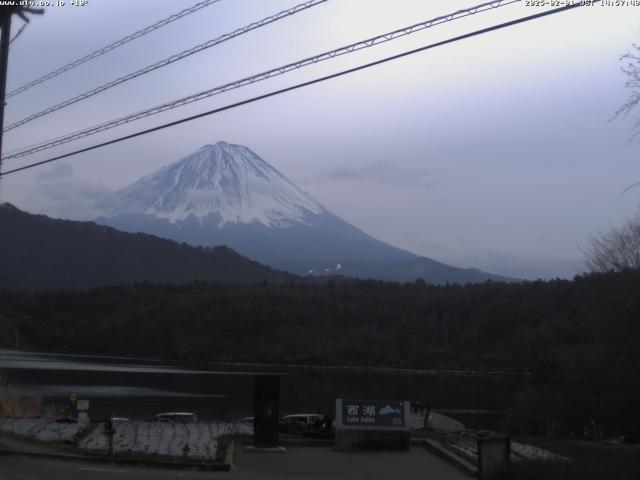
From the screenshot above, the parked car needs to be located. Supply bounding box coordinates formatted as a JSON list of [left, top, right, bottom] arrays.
[[278, 413, 324, 434], [153, 412, 198, 423]]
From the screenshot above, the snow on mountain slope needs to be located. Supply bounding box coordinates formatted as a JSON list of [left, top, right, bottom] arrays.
[[97, 141, 325, 227], [95, 141, 515, 284]]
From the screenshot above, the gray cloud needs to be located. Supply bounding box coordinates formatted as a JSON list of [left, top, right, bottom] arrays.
[[33, 163, 73, 181], [27, 164, 113, 220], [322, 162, 437, 190]]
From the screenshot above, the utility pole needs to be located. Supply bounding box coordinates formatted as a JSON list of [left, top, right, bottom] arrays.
[[0, 6, 43, 181], [0, 9, 12, 172]]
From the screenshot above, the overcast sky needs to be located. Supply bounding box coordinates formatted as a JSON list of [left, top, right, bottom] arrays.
[[1, 0, 639, 279]]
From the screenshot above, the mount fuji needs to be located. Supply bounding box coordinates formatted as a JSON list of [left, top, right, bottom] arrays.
[[95, 141, 513, 284]]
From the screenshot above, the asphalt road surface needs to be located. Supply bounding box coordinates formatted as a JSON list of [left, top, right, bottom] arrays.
[[0, 456, 220, 480], [0, 447, 468, 480]]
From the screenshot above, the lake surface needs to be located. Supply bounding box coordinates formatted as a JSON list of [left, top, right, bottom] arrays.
[[0, 350, 526, 429]]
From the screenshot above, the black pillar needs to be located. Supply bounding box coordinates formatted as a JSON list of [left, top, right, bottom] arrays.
[[253, 374, 280, 447]]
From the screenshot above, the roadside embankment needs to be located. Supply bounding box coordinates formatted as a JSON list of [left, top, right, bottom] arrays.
[[0, 417, 247, 470]]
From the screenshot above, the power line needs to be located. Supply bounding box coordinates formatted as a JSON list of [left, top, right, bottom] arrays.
[[0, 3, 583, 178], [2, 127, 74, 157], [0, 5, 43, 190], [6, 0, 223, 99], [3, 0, 328, 132], [3, 0, 520, 161]]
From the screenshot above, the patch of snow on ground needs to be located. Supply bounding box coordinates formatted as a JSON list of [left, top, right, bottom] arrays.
[[450, 440, 569, 463], [450, 442, 477, 458], [511, 442, 569, 462], [0, 418, 83, 442], [80, 421, 246, 460]]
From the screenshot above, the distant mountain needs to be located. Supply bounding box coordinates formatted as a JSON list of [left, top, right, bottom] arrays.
[[0, 203, 296, 290], [96, 141, 515, 284], [96, 141, 326, 228]]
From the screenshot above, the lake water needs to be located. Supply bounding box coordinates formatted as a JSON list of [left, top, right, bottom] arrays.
[[0, 350, 526, 429]]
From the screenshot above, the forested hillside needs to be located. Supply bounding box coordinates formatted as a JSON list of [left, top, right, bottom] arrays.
[[1, 270, 638, 435], [0, 203, 296, 289]]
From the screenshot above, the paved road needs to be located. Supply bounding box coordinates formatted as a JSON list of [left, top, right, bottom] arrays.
[[0, 432, 68, 456], [233, 446, 468, 480], [0, 456, 222, 480], [0, 447, 468, 480]]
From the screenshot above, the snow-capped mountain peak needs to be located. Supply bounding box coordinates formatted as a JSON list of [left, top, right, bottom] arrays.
[[95, 141, 514, 284], [97, 141, 326, 227]]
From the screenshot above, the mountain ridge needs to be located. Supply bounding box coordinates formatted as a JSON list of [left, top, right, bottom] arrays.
[[0, 203, 298, 291]]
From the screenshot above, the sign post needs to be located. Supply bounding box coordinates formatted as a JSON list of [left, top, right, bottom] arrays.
[[104, 413, 115, 455], [76, 399, 90, 424], [68, 392, 77, 419], [335, 399, 410, 450]]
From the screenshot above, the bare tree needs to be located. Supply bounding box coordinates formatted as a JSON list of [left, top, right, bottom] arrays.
[[586, 219, 640, 272], [615, 43, 640, 139], [613, 42, 640, 194]]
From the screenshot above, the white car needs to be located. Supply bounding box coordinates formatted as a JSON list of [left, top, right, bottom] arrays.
[[279, 413, 324, 433]]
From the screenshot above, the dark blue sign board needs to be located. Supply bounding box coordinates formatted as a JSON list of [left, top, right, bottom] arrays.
[[336, 399, 410, 431]]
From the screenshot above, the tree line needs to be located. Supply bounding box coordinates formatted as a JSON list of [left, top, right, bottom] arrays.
[[1, 270, 639, 436]]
